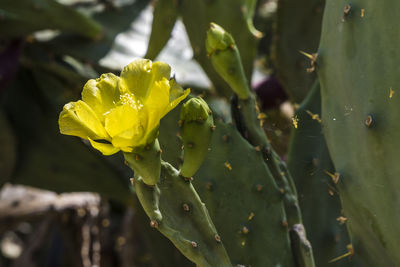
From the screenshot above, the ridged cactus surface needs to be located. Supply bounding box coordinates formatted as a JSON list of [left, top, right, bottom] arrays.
[[272, 0, 325, 102], [287, 81, 362, 267], [317, 1, 400, 265], [160, 107, 296, 266]]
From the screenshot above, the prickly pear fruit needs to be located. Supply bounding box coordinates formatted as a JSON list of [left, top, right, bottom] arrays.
[[180, 98, 214, 178], [206, 23, 250, 100]]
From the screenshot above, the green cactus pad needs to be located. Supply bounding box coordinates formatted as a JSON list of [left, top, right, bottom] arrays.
[[318, 0, 400, 265], [145, 0, 179, 60], [124, 140, 162, 186], [134, 161, 231, 267], [287, 81, 361, 267], [272, 0, 325, 102]]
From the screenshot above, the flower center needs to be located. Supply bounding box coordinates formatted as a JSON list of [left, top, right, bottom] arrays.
[[119, 93, 143, 110]]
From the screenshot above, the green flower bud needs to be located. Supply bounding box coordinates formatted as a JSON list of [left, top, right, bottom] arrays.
[[205, 23, 251, 100], [180, 98, 214, 178]]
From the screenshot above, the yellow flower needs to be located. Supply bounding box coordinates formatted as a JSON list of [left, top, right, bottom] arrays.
[[59, 59, 190, 155]]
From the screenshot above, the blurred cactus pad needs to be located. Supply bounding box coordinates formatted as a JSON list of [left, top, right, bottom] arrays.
[[0, 0, 397, 266]]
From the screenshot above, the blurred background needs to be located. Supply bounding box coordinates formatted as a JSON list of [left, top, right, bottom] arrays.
[[0, 0, 317, 266]]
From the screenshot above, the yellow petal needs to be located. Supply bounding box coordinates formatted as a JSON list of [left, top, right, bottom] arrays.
[[165, 88, 191, 116], [88, 138, 120, 155], [59, 101, 108, 140], [81, 73, 120, 120], [169, 78, 185, 102], [119, 59, 171, 101], [104, 104, 144, 145], [111, 130, 140, 149], [151, 61, 172, 85], [142, 78, 171, 136]]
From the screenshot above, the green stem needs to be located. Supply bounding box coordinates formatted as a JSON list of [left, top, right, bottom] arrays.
[[134, 161, 232, 267]]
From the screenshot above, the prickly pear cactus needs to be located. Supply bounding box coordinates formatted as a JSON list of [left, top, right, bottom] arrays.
[[158, 23, 316, 267], [317, 1, 400, 265], [0, 0, 101, 39], [145, 0, 179, 60], [178, 0, 259, 97], [287, 81, 362, 266], [272, 0, 325, 102]]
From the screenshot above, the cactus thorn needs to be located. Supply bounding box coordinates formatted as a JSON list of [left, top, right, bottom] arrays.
[[210, 125, 216, 131], [124, 160, 129, 166], [248, 212, 255, 221], [306, 110, 322, 123], [336, 216, 348, 225], [257, 112, 266, 127], [342, 4, 352, 22], [135, 154, 141, 161], [256, 184, 263, 192], [157, 149, 163, 155], [281, 220, 288, 228], [292, 116, 299, 128], [181, 145, 184, 150], [255, 146, 261, 152], [183, 203, 190, 212], [389, 87, 395, 98], [215, 234, 221, 243], [187, 142, 194, 148], [365, 115, 373, 127], [129, 178, 134, 185], [242, 226, 249, 234], [178, 120, 183, 127], [324, 170, 340, 184], [237, 104, 241, 109], [329, 244, 354, 263], [191, 241, 198, 248], [299, 51, 318, 72], [279, 188, 285, 195], [150, 220, 159, 228], [299, 50, 315, 60], [224, 162, 232, 171], [361, 9, 365, 17]]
